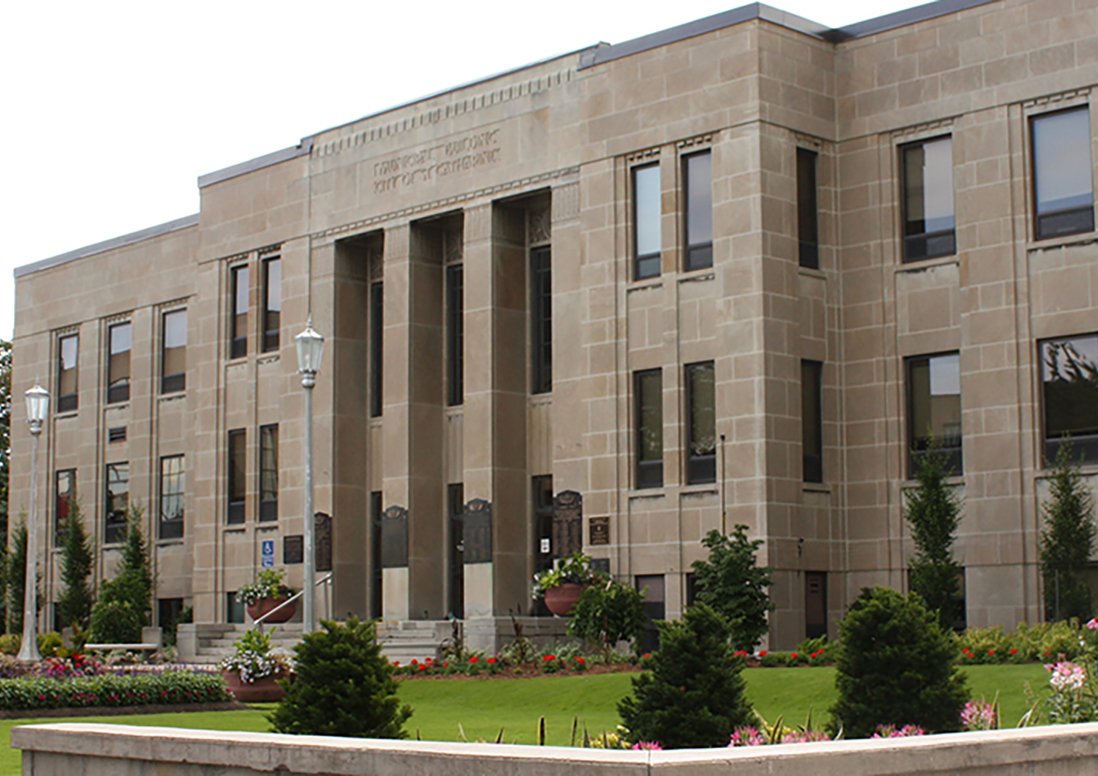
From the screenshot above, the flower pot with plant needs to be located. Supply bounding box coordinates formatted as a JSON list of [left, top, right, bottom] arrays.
[[533, 552, 602, 616], [219, 627, 294, 702], [237, 568, 296, 623]]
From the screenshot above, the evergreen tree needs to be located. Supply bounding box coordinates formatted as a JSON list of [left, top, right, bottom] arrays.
[[905, 448, 963, 630], [1040, 442, 1097, 621], [118, 505, 153, 625], [619, 603, 752, 748], [7, 521, 38, 634], [89, 505, 154, 642], [830, 587, 968, 738], [691, 525, 773, 651], [270, 616, 411, 738], [57, 500, 94, 629]]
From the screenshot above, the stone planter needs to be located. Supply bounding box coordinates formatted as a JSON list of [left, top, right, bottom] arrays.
[[543, 582, 585, 617], [247, 595, 296, 624], [222, 670, 287, 703]]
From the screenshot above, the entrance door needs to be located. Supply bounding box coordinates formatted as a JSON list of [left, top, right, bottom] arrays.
[[805, 571, 827, 639], [370, 492, 383, 619], [448, 484, 464, 619], [532, 476, 553, 616]]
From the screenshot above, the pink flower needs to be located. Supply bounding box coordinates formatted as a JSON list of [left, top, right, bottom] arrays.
[[1087, 618, 1098, 631], [961, 700, 997, 731], [872, 724, 924, 738], [632, 741, 662, 750], [729, 726, 766, 747], [782, 730, 830, 743], [1046, 660, 1087, 691]]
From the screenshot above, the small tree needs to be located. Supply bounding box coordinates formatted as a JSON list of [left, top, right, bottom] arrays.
[[905, 448, 963, 630], [830, 587, 968, 738], [567, 576, 646, 659], [1040, 442, 1097, 621], [7, 520, 38, 634], [57, 500, 94, 630], [270, 616, 411, 738], [89, 506, 154, 642], [619, 603, 752, 748], [691, 525, 773, 650], [117, 505, 154, 626]]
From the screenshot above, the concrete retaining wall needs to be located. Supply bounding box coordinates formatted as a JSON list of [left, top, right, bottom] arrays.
[[13, 722, 1098, 775]]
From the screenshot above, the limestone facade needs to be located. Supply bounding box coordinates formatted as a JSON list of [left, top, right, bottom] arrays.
[[10, 0, 1098, 648]]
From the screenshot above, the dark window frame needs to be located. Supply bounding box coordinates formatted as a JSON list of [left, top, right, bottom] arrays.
[[683, 150, 713, 271], [369, 491, 383, 618], [227, 428, 246, 524], [106, 321, 132, 404], [1039, 333, 1098, 465], [57, 333, 79, 413], [684, 361, 716, 484], [1031, 106, 1095, 241], [229, 264, 249, 360], [261, 256, 281, 353], [530, 245, 552, 395], [446, 263, 464, 406], [448, 482, 465, 619], [633, 163, 661, 280], [900, 135, 956, 262], [801, 360, 823, 483], [370, 280, 384, 417], [797, 148, 820, 269], [55, 468, 76, 543], [159, 455, 185, 541], [905, 351, 963, 477], [635, 368, 664, 489], [259, 424, 279, 522], [161, 309, 187, 394], [105, 462, 129, 545]]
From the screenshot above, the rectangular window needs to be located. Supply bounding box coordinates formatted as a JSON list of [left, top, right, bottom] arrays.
[[446, 263, 464, 406], [55, 469, 76, 542], [683, 151, 713, 271], [907, 352, 962, 476], [370, 491, 383, 618], [802, 360, 823, 483], [531, 246, 552, 394], [797, 148, 820, 269], [259, 424, 279, 522], [633, 164, 661, 280], [106, 321, 132, 404], [448, 483, 464, 619], [370, 280, 383, 417], [805, 571, 827, 639], [1033, 107, 1094, 240], [161, 309, 187, 394], [57, 333, 78, 413], [685, 361, 716, 484], [636, 574, 666, 654], [1040, 333, 1098, 464], [227, 429, 246, 524], [159, 455, 185, 540], [902, 136, 955, 261], [105, 462, 129, 544], [635, 369, 663, 489], [230, 265, 249, 359], [262, 257, 281, 352]]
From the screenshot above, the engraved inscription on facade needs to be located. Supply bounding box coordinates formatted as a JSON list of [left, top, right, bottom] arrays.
[[373, 129, 502, 194], [315, 512, 333, 572], [552, 490, 583, 558], [589, 515, 609, 546], [462, 498, 492, 564], [381, 505, 409, 568], [283, 535, 304, 565]]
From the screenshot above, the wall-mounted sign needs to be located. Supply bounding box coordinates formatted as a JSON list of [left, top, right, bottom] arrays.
[[589, 516, 610, 546]]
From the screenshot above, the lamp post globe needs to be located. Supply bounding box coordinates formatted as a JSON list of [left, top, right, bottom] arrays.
[[295, 319, 324, 634], [19, 382, 49, 662]]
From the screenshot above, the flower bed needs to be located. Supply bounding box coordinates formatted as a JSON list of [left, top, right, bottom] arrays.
[[0, 670, 230, 712]]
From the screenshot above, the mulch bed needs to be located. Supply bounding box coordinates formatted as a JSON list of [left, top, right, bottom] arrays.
[[0, 701, 249, 719]]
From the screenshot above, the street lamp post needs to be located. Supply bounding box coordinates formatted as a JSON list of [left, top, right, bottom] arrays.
[[295, 318, 324, 634], [19, 383, 49, 662]]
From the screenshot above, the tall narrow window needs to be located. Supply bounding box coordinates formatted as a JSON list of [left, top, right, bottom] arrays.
[[262, 257, 281, 352], [370, 280, 384, 417], [448, 483, 464, 619], [230, 265, 249, 359], [902, 136, 955, 261], [106, 321, 132, 404], [1040, 333, 1098, 464], [159, 455, 185, 540], [259, 424, 279, 522], [446, 263, 464, 406], [906, 352, 962, 476], [633, 164, 661, 280], [685, 362, 716, 484], [55, 469, 76, 542], [105, 462, 129, 544], [531, 246, 552, 394], [1033, 108, 1094, 240], [801, 360, 823, 483], [227, 429, 246, 524], [797, 148, 819, 268], [683, 151, 713, 270], [370, 491, 383, 618], [161, 309, 187, 393], [57, 333, 78, 413], [635, 369, 663, 489]]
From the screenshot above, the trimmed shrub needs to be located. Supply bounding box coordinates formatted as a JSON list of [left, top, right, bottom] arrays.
[[568, 577, 646, 658], [619, 603, 752, 748], [831, 587, 968, 738], [89, 599, 142, 644], [270, 616, 410, 738], [691, 526, 773, 651], [0, 670, 229, 711]]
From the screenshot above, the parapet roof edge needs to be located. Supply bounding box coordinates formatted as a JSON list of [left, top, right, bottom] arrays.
[[13, 214, 200, 279], [197, 140, 314, 189], [578, 0, 999, 68]]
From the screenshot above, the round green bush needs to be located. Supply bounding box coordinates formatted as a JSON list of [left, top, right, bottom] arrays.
[[831, 587, 968, 738], [89, 599, 142, 644]]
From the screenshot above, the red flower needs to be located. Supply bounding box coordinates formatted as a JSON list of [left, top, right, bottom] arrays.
[[790, 652, 799, 659], [37, 695, 45, 701], [642, 653, 652, 660], [1010, 648, 1018, 655], [417, 664, 427, 672], [468, 656, 479, 663], [442, 662, 450, 668], [735, 649, 747, 657], [543, 654, 557, 662], [487, 657, 497, 664], [393, 660, 400, 667], [987, 649, 995, 656], [411, 659, 419, 665], [574, 656, 586, 664], [759, 651, 768, 657]]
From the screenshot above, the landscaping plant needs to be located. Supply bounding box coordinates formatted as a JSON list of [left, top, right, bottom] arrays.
[[1039, 442, 1096, 621], [89, 507, 154, 643], [7, 521, 39, 634], [905, 446, 963, 630], [270, 616, 410, 738], [690, 525, 773, 651], [0, 670, 229, 711], [219, 628, 292, 684], [618, 603, 752, 748], [830, 587, 968, 738], [57, 499, 94, 630], [567, 576, 646, 659], [235, 568, 293, 607], [532, 552, 601, 600]]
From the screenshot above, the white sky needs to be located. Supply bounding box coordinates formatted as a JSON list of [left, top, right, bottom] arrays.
[[0, 0, 926, 341]]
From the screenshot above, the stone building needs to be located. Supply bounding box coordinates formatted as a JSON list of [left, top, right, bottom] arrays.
[[9, 0, 1098, 652]]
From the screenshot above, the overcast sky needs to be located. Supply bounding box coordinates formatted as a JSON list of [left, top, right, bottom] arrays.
[[0, 0, 926, 342]]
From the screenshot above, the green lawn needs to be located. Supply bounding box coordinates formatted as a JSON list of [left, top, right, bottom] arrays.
[[0, 664, 1051, 775]]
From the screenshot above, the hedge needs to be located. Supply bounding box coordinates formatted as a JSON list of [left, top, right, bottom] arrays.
[[0, 671, 229, 711]]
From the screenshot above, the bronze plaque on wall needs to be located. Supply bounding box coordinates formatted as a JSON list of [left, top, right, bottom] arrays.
[[589, 515, 610, 546], [283, 535, 304, 564], [552, 490, 583, 558], [315, 512, 332, 572], [462, 498, 492, 563], [381, 505, 409, 568]]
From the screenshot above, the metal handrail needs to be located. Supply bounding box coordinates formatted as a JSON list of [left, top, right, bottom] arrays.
[[254, 572, 334, 632]]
